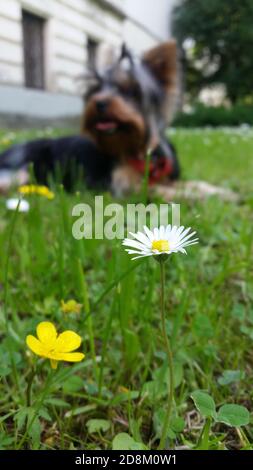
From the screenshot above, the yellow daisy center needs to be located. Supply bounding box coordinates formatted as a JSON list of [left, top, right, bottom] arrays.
[[152, 239, 170, 252]]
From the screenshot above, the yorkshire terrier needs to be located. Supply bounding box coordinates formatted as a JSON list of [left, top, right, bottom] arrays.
[[0, 41, 238, 202], [0, 41, 180, 195]]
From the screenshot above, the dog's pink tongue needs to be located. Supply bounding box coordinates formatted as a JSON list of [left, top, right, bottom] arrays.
[[96, 122, 117, 131]]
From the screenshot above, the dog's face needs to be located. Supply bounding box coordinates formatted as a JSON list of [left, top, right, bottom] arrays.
[[82, 42, 177, 159]]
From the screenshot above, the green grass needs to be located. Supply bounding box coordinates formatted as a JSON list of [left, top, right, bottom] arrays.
[[0, 127, 252, 450]]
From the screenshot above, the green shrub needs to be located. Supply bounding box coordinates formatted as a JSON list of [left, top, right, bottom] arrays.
[[172, 103, 253, 127]]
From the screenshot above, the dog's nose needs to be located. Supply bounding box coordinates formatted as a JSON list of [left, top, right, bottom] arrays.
[[96, 100, 108, 113]]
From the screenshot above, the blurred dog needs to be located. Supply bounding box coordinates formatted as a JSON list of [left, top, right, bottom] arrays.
[[0, 41, 238, 202], [0, 41, 180, 195]]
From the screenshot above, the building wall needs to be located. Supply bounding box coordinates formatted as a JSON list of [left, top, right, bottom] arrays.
[[0, 0, 177, 121], [124, 0, 178, 42], [0, 0, 125, 93]]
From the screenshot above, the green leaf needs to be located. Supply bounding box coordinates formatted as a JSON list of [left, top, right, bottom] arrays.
[[65, 404, 97, 418], [192, 315, 213, 339], [0, 411, 16, 424], [218, 370, 244, 386], [231, 304, 245, 321], [86, 419, 111, 434], [14, 407, 30, 430], [130, 441, 148, 450], [152, 360, 183, 392], [62, 375, 84, 393], [110, 390, 139, 406], [39, 407, 52, 422], [153, 408, 185, 440], [173, 362, 184, 388], [141, 380, 159, 402], [0, 365, 11, 377], [45, 398, 70, 408], [171, 416, 185, 433], [191, 391, 216, 419], [153, 408, 167, 438], [124, 329, 141, 366], [112, 433, 146, 450], [240, 325, 253, 340], [217, 404, 250, 427], [29, 416, 41, 449], [0, 432, 15, 450]]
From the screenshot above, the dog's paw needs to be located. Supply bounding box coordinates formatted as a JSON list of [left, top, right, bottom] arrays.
[[0, 169, 29, 194], [154, 180, 239, 202], [110, 165, 141, 198]]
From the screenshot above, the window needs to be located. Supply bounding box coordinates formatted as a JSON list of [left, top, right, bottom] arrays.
[[22, 10, 45, 89], [87, 37, 99, 67]]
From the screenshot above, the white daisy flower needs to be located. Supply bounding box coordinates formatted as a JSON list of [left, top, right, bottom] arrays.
[[6, 198, 30, 212], [123, 225, 198, 260]]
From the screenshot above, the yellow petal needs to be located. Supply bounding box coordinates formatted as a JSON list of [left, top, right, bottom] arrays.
[[50, 359, 58, 369], [61, 300, 82, 314], [54, 331, 82, 353], [53, 352, 85, 363], [36, 322, 57, 348], [26, 335, 45, 356]]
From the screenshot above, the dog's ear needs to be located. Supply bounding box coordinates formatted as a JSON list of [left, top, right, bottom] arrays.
[[142, 41, 177, 90], [119, 43, 130, 60], [119, 43, 134, 67]]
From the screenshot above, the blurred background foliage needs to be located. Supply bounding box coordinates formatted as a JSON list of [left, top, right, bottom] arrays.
[[172, 0, 253, 126]]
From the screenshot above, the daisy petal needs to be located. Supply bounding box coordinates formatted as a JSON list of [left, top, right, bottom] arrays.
[[159, 226, 165, 238], [125, 249, 147, 254], [129, 231, 151, 246], [154, 227, 159, 239], [131, 253, 154, 260], [177, 238, 199, 248], [143, 226, 155, 241], [176, 226, 185, 236], [179, 231, 197, 244], [165, 224, 172, 237], [123, 239, 150, 251], [123, 224, 198, 261], [180, 240, 199, 248], [176, 227, 194, 242]]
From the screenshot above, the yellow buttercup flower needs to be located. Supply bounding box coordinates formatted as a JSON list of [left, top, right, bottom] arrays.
[[19, 185, 55, 200], [1, 138, 11, 146], [61, 299, 82, 314], [26, 321, 85, 369], [118, 385, 130, 393]]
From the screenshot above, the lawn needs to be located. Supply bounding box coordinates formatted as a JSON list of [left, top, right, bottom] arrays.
[[0, 126, 252, 450]]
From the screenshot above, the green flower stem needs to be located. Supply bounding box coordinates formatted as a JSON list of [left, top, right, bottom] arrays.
[[17, 368, 55, 449], [158, 260, 174, 450], [196, 417, 212, 450], [236, 427, 250, 448], [3, 199, 22, 395], [26, 366, 36, 407], [142, 148, 151, 204], [77, 259, 99, 383]]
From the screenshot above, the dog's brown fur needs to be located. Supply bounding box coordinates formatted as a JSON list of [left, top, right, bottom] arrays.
[[83, 93, 147, 158], [82, 42, 177, 155], [0, 40, 238, 202], [81, 41, 238, 202]]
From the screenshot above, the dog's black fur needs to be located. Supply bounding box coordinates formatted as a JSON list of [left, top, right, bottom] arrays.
[[0, 42, 180, 193], [0, 136, 115, 191], [0, 135, 179, 192]]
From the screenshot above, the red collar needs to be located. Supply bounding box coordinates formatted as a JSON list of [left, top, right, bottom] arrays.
[[127, 155, 173, 185]]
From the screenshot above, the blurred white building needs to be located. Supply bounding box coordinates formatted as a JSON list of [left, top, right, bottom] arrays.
[[0, 0, 178, 123]]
